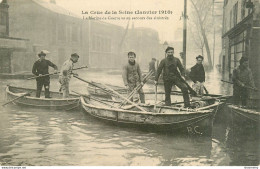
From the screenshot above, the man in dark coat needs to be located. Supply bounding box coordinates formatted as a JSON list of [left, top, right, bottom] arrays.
[[149, 58, 157, 76], [32, 51, 58, 98], [122, 51, 145, 103], [155, 47, 190, 107], [232, 56, 256, 106], [189, 55, 205, 96]]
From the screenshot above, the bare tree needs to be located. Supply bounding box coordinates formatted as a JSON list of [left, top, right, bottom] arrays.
[[189, 0, 213, 69]]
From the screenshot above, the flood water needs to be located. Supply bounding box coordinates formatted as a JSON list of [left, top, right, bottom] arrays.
[[0, 69, 259, 166]]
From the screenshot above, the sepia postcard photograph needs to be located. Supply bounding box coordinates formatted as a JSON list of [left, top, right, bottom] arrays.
[[0, 0, 259, 167]]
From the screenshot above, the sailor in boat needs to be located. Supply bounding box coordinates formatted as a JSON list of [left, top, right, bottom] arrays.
[[122, 51, 145, 103], [232, 56, 256, 107], [32, 50, 58, 98], [59, 53, 80, 98], [149, 58, 157, 76], [155, 46, 191, 108], [189, 55, 206, 96]]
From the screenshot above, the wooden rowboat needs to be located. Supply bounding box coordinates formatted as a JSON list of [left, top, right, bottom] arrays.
[[80, 95, 225, 136], [5, 85, 80, 110], [226, 104, 260, 126]]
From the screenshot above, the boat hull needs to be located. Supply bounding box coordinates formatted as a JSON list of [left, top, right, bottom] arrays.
[[6, 86, 80, 110], [80, 97, 222, 136]]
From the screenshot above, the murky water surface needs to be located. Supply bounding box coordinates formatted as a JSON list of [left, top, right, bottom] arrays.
[[0, 70, 258, 166]]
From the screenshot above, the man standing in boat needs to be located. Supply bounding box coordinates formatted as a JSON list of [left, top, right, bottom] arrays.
[[122, 51, 145, 103], [155, 47, 190, 107], [189, 55, 205, 96], [232, 56, 256, 106], [149, 58, 157, 76], [32, 51, 58, 98], [59, 53, 79, 98]]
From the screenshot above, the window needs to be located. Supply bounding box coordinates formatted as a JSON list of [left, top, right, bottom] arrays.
[[233, 2, 238, 26], [58, 24, 66, 41], [241, 0, 246, 19], [229, 9, 233, 29], [0, 11, 7, 25], [72, 25, 78, 42], [229, 31, 246, 76], [58, 48, 66, 65]]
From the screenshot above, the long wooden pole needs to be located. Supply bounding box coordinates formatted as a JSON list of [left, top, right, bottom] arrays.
[[221, 80, 258, 91], [2, 92, 32, 106], [119, 70, 153, 107], [27, 66, 88, 80], [73, 76, 147, 112]]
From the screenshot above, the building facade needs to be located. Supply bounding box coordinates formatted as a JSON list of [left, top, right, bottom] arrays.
[[221, 0, 260, 98], [7, 0, 160, 71], [8, 0, 86, 69], [0, 0, 28, 73]]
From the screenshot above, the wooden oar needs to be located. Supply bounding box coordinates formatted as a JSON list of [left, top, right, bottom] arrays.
[[100, 83, 147, 112], [73, 75, 147, 112], [221, 80, 258, 91], [203, 86, 209, 94], [27, 66, 88, 80], [176, 73, 197, 96], [72, 90, 118, 108], [73, 75, 116, 97], [2, 92, 32, 106], [119, 70, 153, 107], [154, 85, 157, 112]]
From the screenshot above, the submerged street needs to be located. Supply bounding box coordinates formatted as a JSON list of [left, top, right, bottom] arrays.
[[0, 70, 258, 166]]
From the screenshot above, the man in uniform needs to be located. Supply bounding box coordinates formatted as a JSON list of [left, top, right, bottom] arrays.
[[59, 53, 79, 98], [189, 55, 205, 96], [122, 51, 145, 103], [32, 51, 58, 98], [232, 56, 256, 106], [155, 47, 190, 107], [149, 58, 157, 76]]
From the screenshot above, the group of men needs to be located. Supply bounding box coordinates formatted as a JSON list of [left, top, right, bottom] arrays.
[[32, 46, 256, 107], [32, 51, 79, 98]]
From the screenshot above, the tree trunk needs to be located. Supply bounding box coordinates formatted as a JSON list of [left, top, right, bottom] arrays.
[[190, 0, 213, 69]]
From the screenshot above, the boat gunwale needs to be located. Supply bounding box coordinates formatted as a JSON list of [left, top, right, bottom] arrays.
[[80, 96, 216, 116], [227, 104, 260, 115], [6, 85, 80, 101]]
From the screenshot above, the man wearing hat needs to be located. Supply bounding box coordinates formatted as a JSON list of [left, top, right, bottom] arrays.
[[189, 55, 205, 96], [149, 58, 157, 76], [155, 47, 190, 107], [122, 51, 145, 103], [232, 56, 256, 106], [32, 51, 58, 98], [59, 53, 79, 98]]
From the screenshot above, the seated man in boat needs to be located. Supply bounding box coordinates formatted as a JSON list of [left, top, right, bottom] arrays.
[[32, 51, 58, 98], [122, 51, 145, 103], [59, 53, 79, 98], [232, 56, 256, 106], [155, 47, 190, 107], [149, 58, 157, 76], [189, 55, 205, 96]]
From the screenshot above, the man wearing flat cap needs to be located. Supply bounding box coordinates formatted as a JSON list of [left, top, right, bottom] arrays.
[[189, 55, 205, 96], [232, 56, 256, 106], [122, 51, 145, 103], [155, 47, 190, 107], [32, 51, 58, 98], [59, 53, 79, 98]]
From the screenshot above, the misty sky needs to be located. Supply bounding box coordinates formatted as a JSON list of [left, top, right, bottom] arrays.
[[55, 0, 186, 42]]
